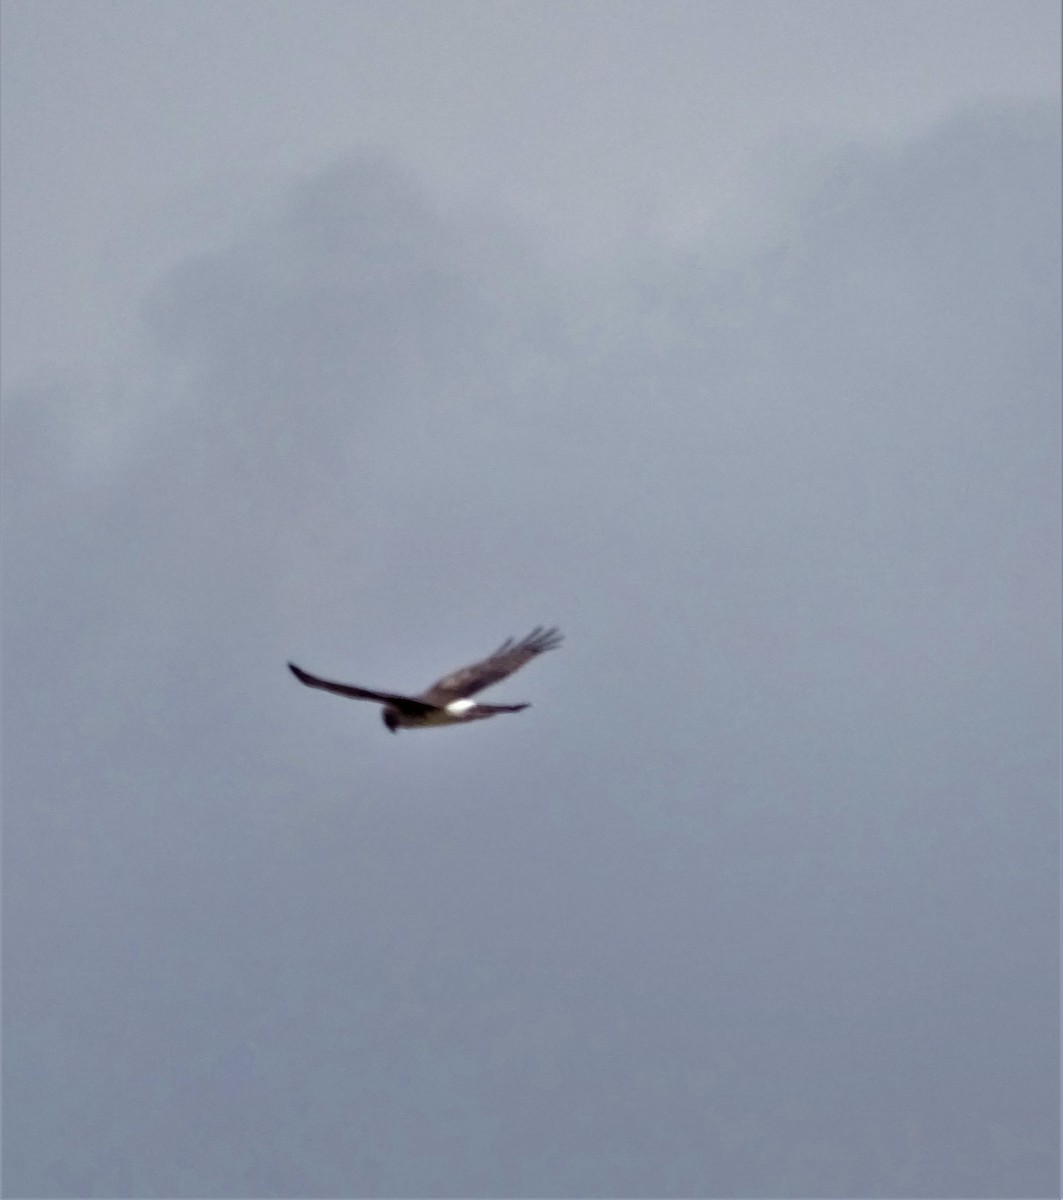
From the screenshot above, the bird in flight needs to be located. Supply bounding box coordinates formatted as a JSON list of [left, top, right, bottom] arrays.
[[288, 626, 562, 732]]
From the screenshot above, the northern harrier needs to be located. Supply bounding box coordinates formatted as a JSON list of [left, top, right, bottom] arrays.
[[288, 626, 562, 732]]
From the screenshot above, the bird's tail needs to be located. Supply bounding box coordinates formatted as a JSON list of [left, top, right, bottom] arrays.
[[478, 702, 530, 715]]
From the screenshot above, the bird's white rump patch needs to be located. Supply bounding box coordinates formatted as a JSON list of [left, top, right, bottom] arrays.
[[445, 698, 477, 714]]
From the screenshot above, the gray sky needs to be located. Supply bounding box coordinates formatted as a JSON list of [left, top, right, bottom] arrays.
[[2, 3, 1060, 1198]]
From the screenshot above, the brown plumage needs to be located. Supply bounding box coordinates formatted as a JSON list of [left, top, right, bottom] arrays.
[[288, 626, 562, 732]]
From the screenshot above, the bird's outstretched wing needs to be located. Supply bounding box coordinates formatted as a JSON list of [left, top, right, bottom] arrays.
[[420, 626, 563, 704], [287, 663, 438, 717]]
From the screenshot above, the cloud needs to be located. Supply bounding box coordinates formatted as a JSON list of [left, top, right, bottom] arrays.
[[4, 102, 1059, 1197]]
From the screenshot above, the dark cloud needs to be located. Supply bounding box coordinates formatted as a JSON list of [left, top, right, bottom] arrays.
[[4, 104, 1059, 1197]]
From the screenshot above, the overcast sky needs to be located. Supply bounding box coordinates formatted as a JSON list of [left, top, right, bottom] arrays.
[[2, 3, 1060, 1198]]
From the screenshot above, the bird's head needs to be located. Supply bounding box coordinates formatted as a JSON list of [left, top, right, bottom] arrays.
[[382, 709, 399, 733]]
